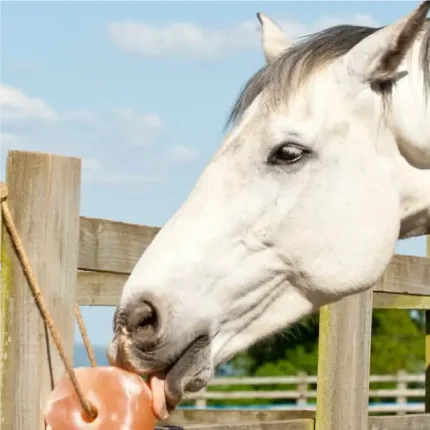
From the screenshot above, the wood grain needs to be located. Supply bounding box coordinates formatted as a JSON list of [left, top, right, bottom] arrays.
[[161, 413, 430, 430], [1, 151, 81, 430], [181, 420, 314, 430], [426, 235, 430, 412], [77, 218, 430, 298], [315, 290, 373, 430], [78, 216, 159, 273], [0, 210, 11, 427], [374, 254, 430, 296], [77, 270, 126, 305], [368, 414, 430, 430], [165, 410, 315, 426], [75, 257, 430, 307], [373, 292, 430, 309], [75, 270, 430, 308]]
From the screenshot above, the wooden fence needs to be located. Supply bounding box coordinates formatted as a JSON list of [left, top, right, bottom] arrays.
[[184, 372, 425, 414], [1, 149, 429, 430]]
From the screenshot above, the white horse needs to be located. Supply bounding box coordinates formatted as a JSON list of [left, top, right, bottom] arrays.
[[108, 2, 430, 420]]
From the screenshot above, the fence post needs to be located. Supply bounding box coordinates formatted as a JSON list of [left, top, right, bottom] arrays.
[[315, 289, 373, 430], [426, 235, 430, 412], [396, 370, 407, 415], [0, 150, 81, 430], [195, 388, 208, 409], [297, 371, 308, 408], [0, 186, 9, 430]]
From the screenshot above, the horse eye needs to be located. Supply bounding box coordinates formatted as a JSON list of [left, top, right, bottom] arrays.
[[267, 143, 306, 165]]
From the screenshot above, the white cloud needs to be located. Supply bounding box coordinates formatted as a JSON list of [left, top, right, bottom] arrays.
[[109, 108, 164, 148], [1, 84, 58, 122], [107, 14, 379, 60], [0, 132, 30, 151], [63, 109, 99, 124], [1, 84, 199, 186], [82, 157, 102, 171], [108, 20, 257, 59], [80, 156, 167, 185], [167, 144, 199, 166]]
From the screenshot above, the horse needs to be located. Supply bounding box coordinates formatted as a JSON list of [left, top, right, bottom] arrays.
[[108, 2, 430, 420]]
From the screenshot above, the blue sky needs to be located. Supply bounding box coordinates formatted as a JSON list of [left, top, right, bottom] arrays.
[[1, 1, 427, 347]]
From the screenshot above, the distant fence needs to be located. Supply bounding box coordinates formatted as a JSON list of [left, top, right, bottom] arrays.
[[185, 372, 426, 414], [1, 150, 430, 430]]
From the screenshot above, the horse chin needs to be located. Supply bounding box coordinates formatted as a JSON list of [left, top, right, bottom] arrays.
[[107, 332, 213, 415]]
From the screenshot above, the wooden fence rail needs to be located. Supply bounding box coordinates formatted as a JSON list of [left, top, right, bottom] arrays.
[[183, 372, 426, 414], [1, 149, 430, 430], [75, 216, 430, 310], [205, 373, 426, 386]]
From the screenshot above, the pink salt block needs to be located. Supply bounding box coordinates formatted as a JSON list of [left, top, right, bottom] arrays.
[[44, 366, 155, 429]]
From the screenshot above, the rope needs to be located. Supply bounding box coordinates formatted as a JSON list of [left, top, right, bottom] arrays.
[[0, 181, 98, 419], [75, 304, 97, 367]]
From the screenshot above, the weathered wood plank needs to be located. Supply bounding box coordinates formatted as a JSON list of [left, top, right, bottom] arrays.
[[77, 270, 126, 305], [181, 420, 314, 430], [164, 410, 315, 426], [162, 414, 430, 430], [76, 257, 430, 307], [164, 411, 430, 429], [374, 254, 430, 296], [75, 270, 430, 308], [315, 290, 373, 430], [78, 216, 159, 273], [426, 235, 430, 412], [0, 198, 10, 427], [373, 292, 430, 309], [1, 150, 81, 430], [77, 217, 430, 298], [368, 413, 430, 430]]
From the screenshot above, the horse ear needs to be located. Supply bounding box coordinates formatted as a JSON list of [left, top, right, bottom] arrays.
[[257, 12, 292, 63], [342, 1, 430, 82]]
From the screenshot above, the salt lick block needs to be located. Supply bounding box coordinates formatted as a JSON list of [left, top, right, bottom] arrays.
[[44, 366, 155, 430]]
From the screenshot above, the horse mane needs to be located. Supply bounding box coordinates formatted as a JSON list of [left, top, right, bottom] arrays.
[[227, 20, 430, 129]]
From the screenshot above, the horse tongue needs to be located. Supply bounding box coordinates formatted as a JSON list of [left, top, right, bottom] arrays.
[[149, 375, 169, 421]]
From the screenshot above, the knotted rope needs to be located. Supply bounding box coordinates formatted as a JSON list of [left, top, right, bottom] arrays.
[[1, 181, 97, 418]]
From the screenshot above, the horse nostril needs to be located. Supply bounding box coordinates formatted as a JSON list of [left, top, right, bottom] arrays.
[[126, 299, 159, 346]]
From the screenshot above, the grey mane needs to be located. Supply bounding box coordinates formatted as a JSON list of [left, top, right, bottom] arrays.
[[227, 20, 430, 129]]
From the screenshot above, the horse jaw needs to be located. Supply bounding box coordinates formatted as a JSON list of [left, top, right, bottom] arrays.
[[395, 153, 430, 238]]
